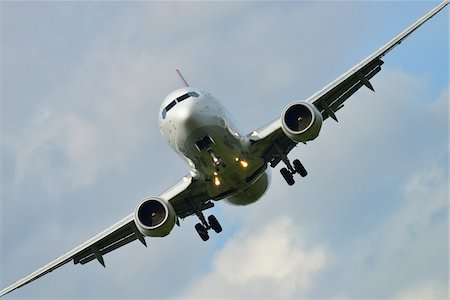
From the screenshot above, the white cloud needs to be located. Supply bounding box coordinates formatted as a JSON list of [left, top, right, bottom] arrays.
[[184, 217, 326, 299], [1, 2, 447, 299], [395, 281, 448, 300], [4, 109, 102, 195]]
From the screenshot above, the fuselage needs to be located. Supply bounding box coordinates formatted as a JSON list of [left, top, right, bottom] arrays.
[[159, 87, 270, 205]]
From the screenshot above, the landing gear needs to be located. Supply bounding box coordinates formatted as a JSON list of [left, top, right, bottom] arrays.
[[293, 159, 307, 177], [194, 214, 222, 241], [271, 143, 308, 185], [208, 215, 222, 233], [278, 156, 308, 185], [279, 159, 307, 185], [187, 199, 223, 241], [195, 223, 209, 241], [280, 168, 295, 186]]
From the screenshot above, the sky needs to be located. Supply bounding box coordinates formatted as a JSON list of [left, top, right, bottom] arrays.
[[1, 1, 448, 299]]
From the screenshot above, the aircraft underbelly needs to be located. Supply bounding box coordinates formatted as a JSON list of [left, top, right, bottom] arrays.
[[180, 122, 266, 201]]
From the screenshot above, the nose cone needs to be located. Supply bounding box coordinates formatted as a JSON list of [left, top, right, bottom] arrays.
[[174, 101, 213, 132]]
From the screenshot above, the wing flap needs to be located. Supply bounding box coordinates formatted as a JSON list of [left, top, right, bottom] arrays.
[[246, 1, 447, 170], [73, 221, 142, 265], [308, 1, 448, 118], [314, 59, 383, 121], [0, 214, 135, 297], [77, 234, 137, 265]]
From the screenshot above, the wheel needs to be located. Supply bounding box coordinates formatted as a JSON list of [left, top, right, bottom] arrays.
[[195, 223, 209, 241], [280, 168, 295, 186], [208, 215, 222, 233], [293, 159, 307, 177]]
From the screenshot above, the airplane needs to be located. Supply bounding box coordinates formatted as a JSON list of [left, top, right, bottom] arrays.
[[1, 1, 448, 297]]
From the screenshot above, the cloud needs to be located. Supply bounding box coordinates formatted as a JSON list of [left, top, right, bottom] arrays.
[[181, 70, 448, 299], [395, 281, 448, 300], [3, 109, 102, 195], [1, 2, 447, 299], [184, 217, 326, 299]]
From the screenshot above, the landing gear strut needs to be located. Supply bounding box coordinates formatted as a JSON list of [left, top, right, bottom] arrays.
[[188, 199, 222, 241], [194, 214, 222, 241], [279, 158, 308, 185], [273, 144, 308, 185]]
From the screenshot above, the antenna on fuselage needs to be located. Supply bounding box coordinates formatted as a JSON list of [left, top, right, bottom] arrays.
[[176, 69, 190, 87]]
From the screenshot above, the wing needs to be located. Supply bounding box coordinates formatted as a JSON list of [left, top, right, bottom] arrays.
[[0, 175, 210, 297], [248, 1, 448, 163]]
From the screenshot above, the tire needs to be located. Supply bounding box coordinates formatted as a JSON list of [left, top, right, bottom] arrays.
[[280, 168, 295, 186], [208, 215, 222, 233], [195, 223, 209, 241], [293, 159, 307, 177]]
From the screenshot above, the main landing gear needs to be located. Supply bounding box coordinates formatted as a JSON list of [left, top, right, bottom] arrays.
[[187, 199, 222, 241], [195, 214, 222, 241], [280, 158, 308, 186]]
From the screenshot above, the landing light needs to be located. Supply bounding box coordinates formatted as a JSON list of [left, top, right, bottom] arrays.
[[214, 177, 221, 186], [240, 160, 248, 168]]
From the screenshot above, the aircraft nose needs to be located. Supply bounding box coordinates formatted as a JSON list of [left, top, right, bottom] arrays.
[[173, 102, 204, 130]]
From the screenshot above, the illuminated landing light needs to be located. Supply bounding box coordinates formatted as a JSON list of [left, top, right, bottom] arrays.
[[235, 157, 239, 162], [240, 160, 248, 168], [213, 171, 218, 176], [214, 177, 221, 186], [213, 157, 219, 164]]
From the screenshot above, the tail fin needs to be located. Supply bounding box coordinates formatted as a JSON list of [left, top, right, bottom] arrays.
[[176, 69, 189, 87]]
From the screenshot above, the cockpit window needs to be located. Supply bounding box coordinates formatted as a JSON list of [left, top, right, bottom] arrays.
[[166, 100, 176, 111], [162, 100, 176, 119], [161, 91, 200, 119], [177, 93, 190, 102]]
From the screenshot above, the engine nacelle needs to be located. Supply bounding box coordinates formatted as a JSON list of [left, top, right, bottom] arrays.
[[281, 101, 323, 142], [134, 197, 176, 237]]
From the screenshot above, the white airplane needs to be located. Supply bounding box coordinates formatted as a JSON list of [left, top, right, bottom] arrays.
[[1, 1, 448, 297]]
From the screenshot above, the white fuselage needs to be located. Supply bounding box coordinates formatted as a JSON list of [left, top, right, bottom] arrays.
[[159, 87, 270, 205]]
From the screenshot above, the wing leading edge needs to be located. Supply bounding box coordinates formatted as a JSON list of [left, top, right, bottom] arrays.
[[0, 174, 211, 297], [249, 1, 448, 162], [1, 1, 447, 298], [0, 214, 136, 297], [307, 0, 449, 121]]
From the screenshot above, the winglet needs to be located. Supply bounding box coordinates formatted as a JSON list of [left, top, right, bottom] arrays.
[[176, 69, 190, 87]]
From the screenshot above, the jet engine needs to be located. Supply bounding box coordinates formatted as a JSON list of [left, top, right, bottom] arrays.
[[281, 101, 323, 142], [134, 197, 176, 237]]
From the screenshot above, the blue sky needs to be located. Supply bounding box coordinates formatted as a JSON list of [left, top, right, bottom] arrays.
[[1, 1, 448, 299]]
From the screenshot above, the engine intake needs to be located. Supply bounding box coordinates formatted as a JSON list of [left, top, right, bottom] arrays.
[[134, 197, 176, 237], [281, 101, 323, 142]]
